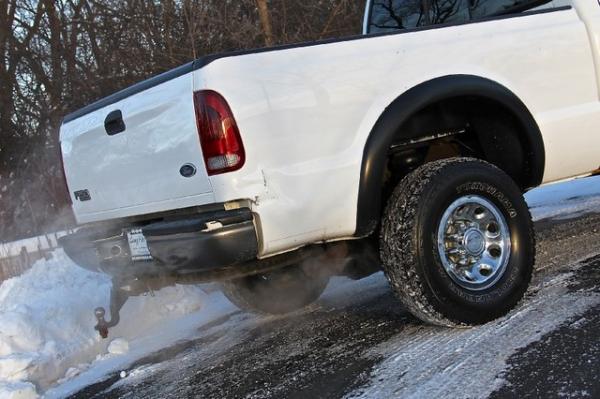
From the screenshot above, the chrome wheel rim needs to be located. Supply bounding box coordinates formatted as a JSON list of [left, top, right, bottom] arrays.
[[437, 195, 511, 291]]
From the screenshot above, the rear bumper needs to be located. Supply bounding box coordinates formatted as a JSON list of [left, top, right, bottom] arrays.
[[59, 208, 259, 277]]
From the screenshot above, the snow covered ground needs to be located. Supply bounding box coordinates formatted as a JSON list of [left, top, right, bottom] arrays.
[[526, 175, 600, 221], [0, 252, 225, 399], [0, 175, 599, 398]]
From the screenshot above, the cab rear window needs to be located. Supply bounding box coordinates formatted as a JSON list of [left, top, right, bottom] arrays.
[[367, 0, 554, 34]]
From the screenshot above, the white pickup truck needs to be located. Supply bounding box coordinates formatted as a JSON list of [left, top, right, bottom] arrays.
[[60, 0, 600, 335]]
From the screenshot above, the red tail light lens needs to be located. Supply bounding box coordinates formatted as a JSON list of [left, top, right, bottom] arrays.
[[193, 90, 245, 175]]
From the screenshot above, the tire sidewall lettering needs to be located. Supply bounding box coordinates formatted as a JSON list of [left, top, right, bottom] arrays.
[[381, 158, 534, 325], [456, 182, 518, 219], [423, 172, 529, 313]]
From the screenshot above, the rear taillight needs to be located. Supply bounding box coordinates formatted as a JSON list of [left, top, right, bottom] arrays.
[[59, 141, 72, 206], [193, 90, 245, 175]]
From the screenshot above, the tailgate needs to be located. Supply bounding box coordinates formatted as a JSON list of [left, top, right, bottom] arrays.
[[60, 70, 215, 224]]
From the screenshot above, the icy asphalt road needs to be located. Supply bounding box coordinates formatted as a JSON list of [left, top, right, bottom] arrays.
[[66, 210, 600, 399]]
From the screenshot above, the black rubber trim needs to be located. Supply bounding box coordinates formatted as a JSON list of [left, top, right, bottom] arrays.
[[354, 75, 545, 238], [62, 6, 571, 124]]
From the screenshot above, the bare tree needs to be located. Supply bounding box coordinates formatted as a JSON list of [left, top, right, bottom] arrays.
[[0, 0, 363, 241], [256, 0, 275, 46]]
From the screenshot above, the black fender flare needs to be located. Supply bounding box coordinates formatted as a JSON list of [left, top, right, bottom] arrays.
[[355, 74, 545, 237]]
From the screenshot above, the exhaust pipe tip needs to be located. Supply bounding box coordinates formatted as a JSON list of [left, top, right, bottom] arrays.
[[110, 245, 122, 257]]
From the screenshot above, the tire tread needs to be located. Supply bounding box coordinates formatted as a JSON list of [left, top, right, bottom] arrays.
[[380, 157, 535, 326]]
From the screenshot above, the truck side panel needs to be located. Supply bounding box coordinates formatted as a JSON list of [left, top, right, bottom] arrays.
[[195, 7, 600, 256]]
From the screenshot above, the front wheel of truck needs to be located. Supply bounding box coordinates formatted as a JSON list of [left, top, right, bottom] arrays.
[[221, 264, 329, 315], [380, 157, 535, 327]]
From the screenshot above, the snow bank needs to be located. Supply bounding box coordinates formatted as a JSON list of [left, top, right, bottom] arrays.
[[0, 250, 207, 397], [0, 381, 37, 399]]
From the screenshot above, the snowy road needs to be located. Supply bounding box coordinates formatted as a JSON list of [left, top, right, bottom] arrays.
[[2, 177, 598, 398], [63, 210, 600, 399]]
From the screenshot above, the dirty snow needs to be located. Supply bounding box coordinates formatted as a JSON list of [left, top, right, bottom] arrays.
[[0, 175, 599, 398], [526, 175, 600, 221], [107, 339, 129, 356], [0, 381, 38, 399], [0, 250, 209, 398], [347, 257, 600, 399]]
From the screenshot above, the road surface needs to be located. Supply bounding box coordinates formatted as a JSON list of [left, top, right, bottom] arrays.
[[69, 212, 600, 399]]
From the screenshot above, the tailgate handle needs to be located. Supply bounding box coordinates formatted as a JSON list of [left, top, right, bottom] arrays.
[[104, 110, 126, 136]]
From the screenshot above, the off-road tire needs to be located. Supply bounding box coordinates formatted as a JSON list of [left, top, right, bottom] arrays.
[[380, 157, 535, 327], [221, 264, 329, 314]]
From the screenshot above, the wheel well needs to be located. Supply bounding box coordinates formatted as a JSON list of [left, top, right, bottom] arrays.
[[355, 75, 545, 237], [383, 95, 536, 202]]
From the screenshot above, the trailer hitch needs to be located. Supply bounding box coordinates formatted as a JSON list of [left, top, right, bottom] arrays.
[[90, 240, 383, 338], [94, 281, 131, 339], [93, 276, 177, 339]]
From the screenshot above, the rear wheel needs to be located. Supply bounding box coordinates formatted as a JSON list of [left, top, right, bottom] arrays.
[[221, 264, 329, 314], [380, 157, 535, 326]]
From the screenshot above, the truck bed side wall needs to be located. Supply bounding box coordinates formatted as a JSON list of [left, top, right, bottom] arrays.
[[197, 7, 600, 256]]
